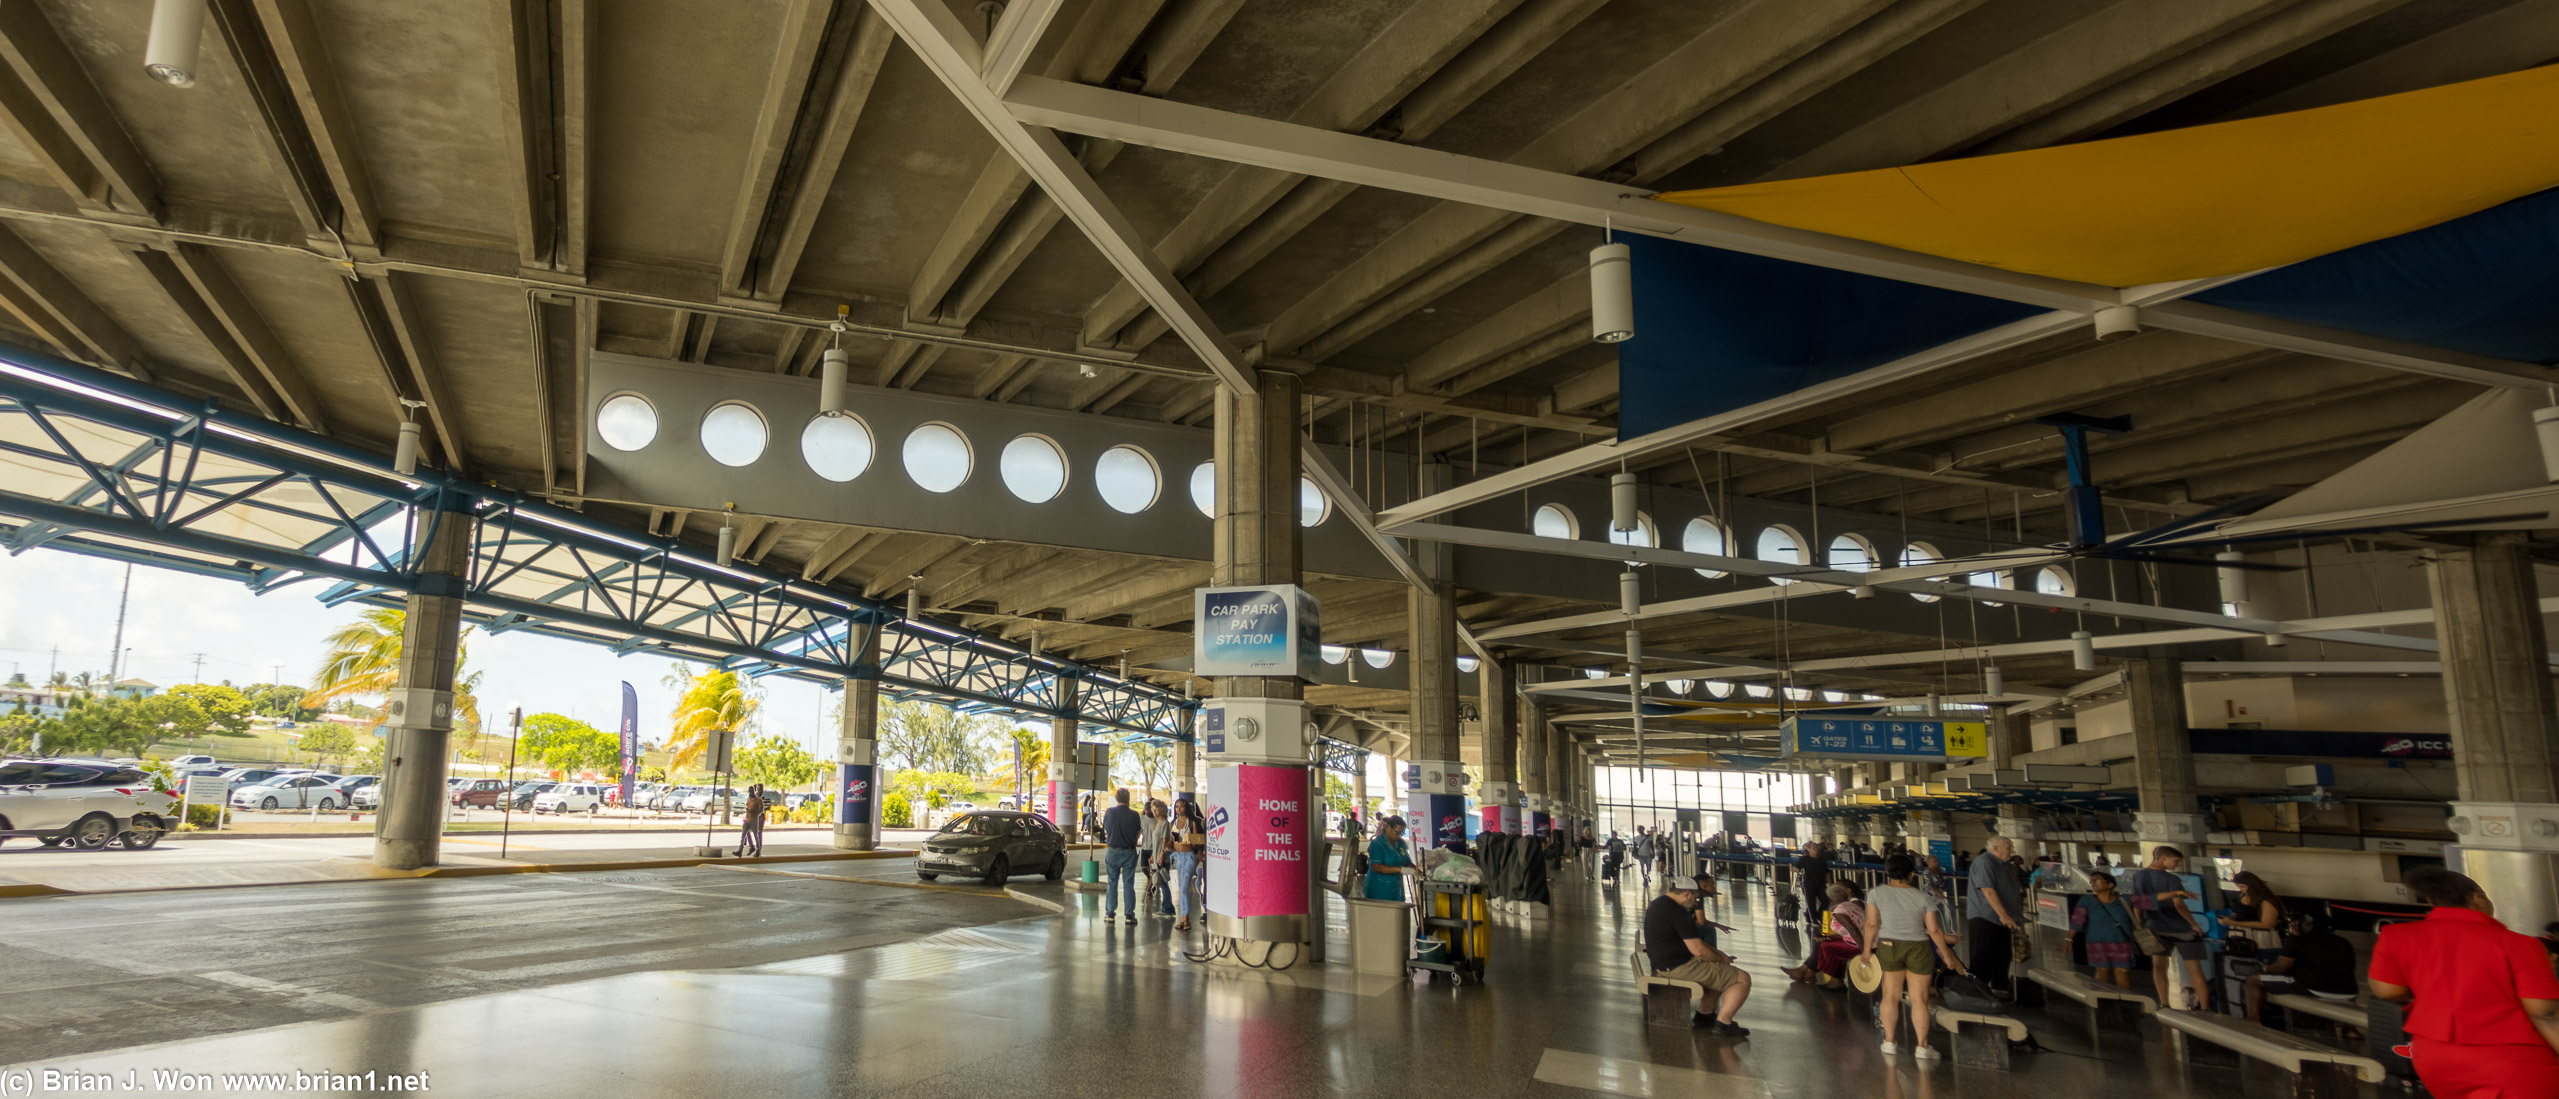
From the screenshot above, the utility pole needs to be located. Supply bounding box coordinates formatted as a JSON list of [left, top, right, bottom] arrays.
[[190, 653, 206, 682], [106, 564, 132, 682]]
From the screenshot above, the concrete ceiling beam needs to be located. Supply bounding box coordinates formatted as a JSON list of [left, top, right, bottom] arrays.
[[241, 0, 381, 249], [158, 243, 330, 433], [345, 273, 465, 473], [1822, 332, 2286, 456], [742, 4, 895, 305], [0, 1, 158, 218], [1077, 0, 1556, 349], [1058, 563, 1211, 622], [856, 533, 960, 599], [929, 545, 1065, 608], [719, 0, 843, 296], [489, 0, 593, 275], [0, 222, 147, 381], [998, 558, 1160, 617], [129, 247, 290, 423], [2215, 0, 2559, 119]]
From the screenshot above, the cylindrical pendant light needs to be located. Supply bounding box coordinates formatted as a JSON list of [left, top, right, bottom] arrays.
[[1983, 664, 2004, 698], [2533, 405, 2559, 483], [2216, 550, 2251, 617], [1619, 568, 1641, 617], [1589, 242, 1632, 343], [2092, 304, 2139, 342], [392, 420, 422, 476], [145, 0, 208, 87], [1610, 471, 1638, 533], [715, 520, 738, 567], [819, 348, 849, 417], [2070, 630, 2096, 672]]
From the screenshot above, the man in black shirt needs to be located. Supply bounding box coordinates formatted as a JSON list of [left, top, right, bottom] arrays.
[[2264, 911, 2362, 999], [1792, 842, 1833, 971], [1644, 875, 1752, 1036], [1100, 788, 1143, 926]]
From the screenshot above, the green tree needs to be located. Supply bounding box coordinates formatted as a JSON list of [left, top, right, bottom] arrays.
[[662, 664, 759, 772], [736, 733, 825, 792], [0, 712, 39, 755], [163, 683, 254, 736], [244, 683, 310, 719], [46, 695, 163, 757], [881, 791, 913, 828], [878, 700, 1006, 774], [296, 724, 357, 767], [1324, 773, 1355, 814], [306, 607, 484, 731], [1003, 726, 1050, 798], [516, 713, 619, 775], [4, 670, 25, 688], [1116, 735, 1169, 798], [888, 768, 978, 810]]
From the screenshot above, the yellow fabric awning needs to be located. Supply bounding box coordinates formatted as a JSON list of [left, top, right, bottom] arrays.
[[1651, 67, 2559, 287]]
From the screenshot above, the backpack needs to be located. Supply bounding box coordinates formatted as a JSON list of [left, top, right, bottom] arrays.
[[1941, 973, 2005, 1014]]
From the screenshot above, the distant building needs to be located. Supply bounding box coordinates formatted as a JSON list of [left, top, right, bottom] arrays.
[[0, 687, 66, 718], [104, 679, 159, 699]]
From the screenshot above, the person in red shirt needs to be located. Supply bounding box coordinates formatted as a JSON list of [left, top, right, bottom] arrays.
[[2368, 867, 2559, 1098]]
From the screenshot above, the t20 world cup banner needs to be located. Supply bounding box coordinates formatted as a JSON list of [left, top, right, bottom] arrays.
[[837, 764, 875, 827], [1205, 764, 1308, 925]]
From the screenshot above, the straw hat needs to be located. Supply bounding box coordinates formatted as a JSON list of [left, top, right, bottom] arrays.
[[1848, 953, 1884, 994]]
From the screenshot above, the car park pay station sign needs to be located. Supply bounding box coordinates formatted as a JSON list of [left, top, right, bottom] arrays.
[[1781, 716, 1989, 762], [1193, 584, 1320, 678]]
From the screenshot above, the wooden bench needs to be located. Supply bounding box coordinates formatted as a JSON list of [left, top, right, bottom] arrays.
[[1932, 1009, 2029, 1071], [2156, 1009, 2386, 1099], [1629, 947, 1705, 1028], [2025, 969, 2156, 1038]]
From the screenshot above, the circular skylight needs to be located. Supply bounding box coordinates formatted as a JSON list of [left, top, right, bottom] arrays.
[[800, 414, 873, 482], [1532, 503, 1578, 540], [595, 393, 657, 451], [1094, 445, 1161, 514], [1190, 461, 1215, 517], [699, 402, 767, 467], [999, 434, 1068, 503], [902, 422, 972, 493], [1683, 517, 1729, 579], [1300, 477, 1329, 527]]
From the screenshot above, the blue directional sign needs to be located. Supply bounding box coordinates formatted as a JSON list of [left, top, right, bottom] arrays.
[[1781, 717, 1988, 762]]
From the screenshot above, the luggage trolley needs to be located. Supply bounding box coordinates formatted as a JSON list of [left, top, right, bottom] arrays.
[[1411, 880, 1489, 983]]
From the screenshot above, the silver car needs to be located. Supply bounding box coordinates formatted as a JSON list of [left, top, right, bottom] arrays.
[[232, 773, 349, 811], [0, 758, 183, 849], [915, 811, 1068, 885]]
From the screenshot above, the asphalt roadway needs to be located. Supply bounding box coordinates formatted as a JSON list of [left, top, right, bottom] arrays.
[[0, 852, 1043, 1065]]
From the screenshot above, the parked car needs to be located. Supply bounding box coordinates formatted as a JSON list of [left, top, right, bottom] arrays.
[[449, 779, 509, 808], [328, 775, 379, 796], [231, 773, 350, 811], [504, 781, 558, 810], [218, 767, 289, 795], [352, 784, 383, 810], [915, 811, 1067, 885], [167, 755, 220, 770], [675, 788, 748, 814], [660, 785, 706, 811], [0, 758, 182, 849], [533, 784, 605, 814], [783, 792, 822, 811]]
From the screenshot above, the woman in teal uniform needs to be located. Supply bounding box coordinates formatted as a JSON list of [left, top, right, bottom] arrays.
[[1363, 816, 1416, 901]]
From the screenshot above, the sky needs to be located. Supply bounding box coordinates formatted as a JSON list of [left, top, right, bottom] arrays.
[[0, 544, 841, 755]]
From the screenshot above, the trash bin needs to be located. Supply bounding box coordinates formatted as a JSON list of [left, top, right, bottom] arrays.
[[1080, 856, 1101, 883], [1349, 898, 1409, 976]]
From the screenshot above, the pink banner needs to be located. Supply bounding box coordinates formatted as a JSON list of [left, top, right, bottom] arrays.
[[1205, 764, 1309, 921], [1479, 806, 1514, 834], [1046, 780, 1074, 829]]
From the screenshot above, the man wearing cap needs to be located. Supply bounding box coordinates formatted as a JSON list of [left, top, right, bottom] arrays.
[[1644, 874, 1753, 1036]]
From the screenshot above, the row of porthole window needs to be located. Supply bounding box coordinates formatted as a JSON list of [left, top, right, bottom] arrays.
[[1529, 501, 2075, 602], [595, 392, 1331, 524]]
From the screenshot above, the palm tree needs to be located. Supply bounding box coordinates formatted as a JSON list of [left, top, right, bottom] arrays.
[[1004, 726, 1051, 799], [306, 607, 483, 730], [663, 663, 759, 772]]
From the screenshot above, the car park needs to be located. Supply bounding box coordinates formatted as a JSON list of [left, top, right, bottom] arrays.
[[351, 784, 382, 810], [219, 767, 290, 794], [449, 779, 509, 808], [328, 775, 378, 797], [167, 755, 219, 770], [532, 784, 605, 814], [231, 773, 350, 811], [0, 758, 182, 849], [915, 811, 1066, 885], [676, 787, 749, 814]]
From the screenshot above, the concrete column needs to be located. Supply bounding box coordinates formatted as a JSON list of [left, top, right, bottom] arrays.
[[1046, 676, 1080, 830], [1520, 685, 1550, 834], [2128, 656, 2209, 855], [1990, 705, 2032, 772], [373, 508, 473, 871], [1998, 802, 2044, 864], [1173, 728, 1197, 798], [833, 625, 881, 850], [2430, 534, 2559, 932], [1475, 659, 1518, 833], [1406, 462, 1463, 847], [1207, 369, 1311, 946]]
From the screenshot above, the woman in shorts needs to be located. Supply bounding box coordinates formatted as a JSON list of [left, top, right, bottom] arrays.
[[2071, 870, 2140, 989], [1862, 853, 1964, 1059]]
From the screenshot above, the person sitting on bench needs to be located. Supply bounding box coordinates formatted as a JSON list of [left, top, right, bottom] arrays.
[[1782, 883, 1864, 988], [1644, 874, 1752, 1037]]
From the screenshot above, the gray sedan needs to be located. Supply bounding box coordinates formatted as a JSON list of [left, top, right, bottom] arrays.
[[915, 811, 1067, 886]]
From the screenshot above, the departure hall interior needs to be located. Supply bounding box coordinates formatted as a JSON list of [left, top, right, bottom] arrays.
[[2, 0, 2559, 1096]]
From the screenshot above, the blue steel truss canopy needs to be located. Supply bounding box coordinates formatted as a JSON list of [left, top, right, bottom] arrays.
[[0, 346, 1190, 738]]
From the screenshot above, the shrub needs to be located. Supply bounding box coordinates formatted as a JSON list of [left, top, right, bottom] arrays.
[[182, 803, 224, 830], [882, 791, 912, 828]]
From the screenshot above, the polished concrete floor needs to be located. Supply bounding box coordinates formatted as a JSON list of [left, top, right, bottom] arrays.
[[1, 859, 2362, 1097]]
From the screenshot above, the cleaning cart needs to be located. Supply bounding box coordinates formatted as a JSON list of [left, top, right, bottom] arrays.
[[1409, 879, 1489, 983]]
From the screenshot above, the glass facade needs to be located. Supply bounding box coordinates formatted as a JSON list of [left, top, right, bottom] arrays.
[[1594, 767, 1820, 844]]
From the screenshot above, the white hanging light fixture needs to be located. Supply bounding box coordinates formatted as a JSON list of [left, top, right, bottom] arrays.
[[715, 506, 738, 567], [1610, 470, 1638, 533], [2092, 304, 2139, 342], [2070, 630, 2096, 672], [1983, 664, 2004, 698], [1589, 224, 1632, 342], [1619, 568, 1641, 617], [2216, 550, 2251, 617], [818, 307, 851, 417], [145, 0, 208, 87], [391, 398, 427, 475]]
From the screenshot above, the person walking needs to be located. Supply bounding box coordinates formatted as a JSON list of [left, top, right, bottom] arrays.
[[1865, 854, 1962, 1059], [2369, 867, 2559, 1098], [737, 784, 766, 857], [1603, 831, 1628, 887], [2071, 870, 2140, 990], [1634, 829, 1659, 890], [1138, 798, 1172, 919], [1793, 841, 1835, 973], [1099, 788, 1143, 926], [1966, 836, 2023, 997], [2127, 844, 2212, 1010], [1167, 799, 1207, 931]]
